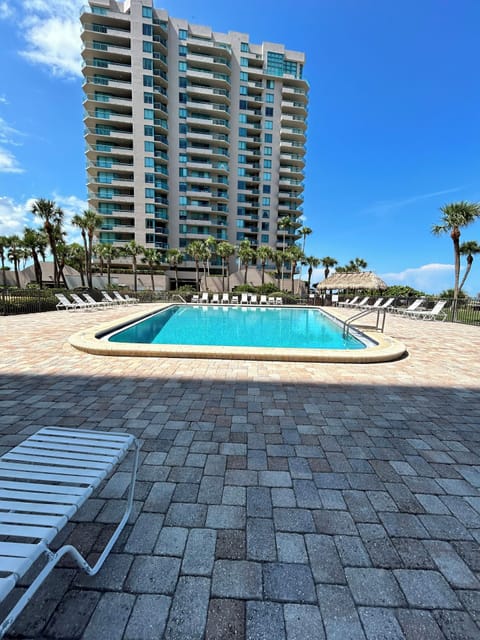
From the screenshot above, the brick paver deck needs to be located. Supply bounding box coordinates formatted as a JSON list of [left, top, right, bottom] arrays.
[[1, 305, 479, 639]]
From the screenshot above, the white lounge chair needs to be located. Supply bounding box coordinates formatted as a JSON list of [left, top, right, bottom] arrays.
[[82, 293, 109, 309], [367, 298, 384, 309], [114, 291, 137, 304], [260, 295, 268, 305], [351, 297, 370, 308], [211, 293, 220, 304], [231, 295, 239, 304], [240, 293, 249, 304], [191, 294, 199, 303], [70, 293, 98, 311], [405, 299, 448, 321], [101, 291, 121, 305], [250, 294, 258, 305], [394, 298, 424, 316], [54, 293, 78, 312], [0, 427, 140, 638], [378, 297, 395, 310], [267, 296, 275, 305], [339, 296, 358, 307], [200, 292, 209, 304], [221, 293, 230, 304], [275, 297, 283, 305]]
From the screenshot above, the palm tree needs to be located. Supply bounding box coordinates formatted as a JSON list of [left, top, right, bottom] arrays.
[[31, 199, 64, 286], [337, 257, 368, 273], [298, 226, 312, 253], [186, 240, 205, 291], [305, 256, 320, 292], [166, 248, 183, 291], [320, 256, 338, 280], [237, 239, 256, 285], [72, 213, 88, 282], [459, 240, 480, 292], [285, 245, 304, 294], [123, 240, 144, 292], [142, 248, 162, 291], [65, 243, 87, 287], [272, 250, 285, 290], [277, 217, 291, 288], [432, 201, 480, 315], [216, 241, 235, 292], [7, 235, 22, 288], [22, 228, 48, 288], [256, 245, 273, 286], [0, 235, 9, 288], [205, 236, 217, 277], [96, 243, 118, 288], [72, 209, 103, 288], [200, 241, 211, 290]]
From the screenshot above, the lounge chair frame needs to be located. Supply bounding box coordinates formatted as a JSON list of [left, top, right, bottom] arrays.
[[0, 427, 140, 638]]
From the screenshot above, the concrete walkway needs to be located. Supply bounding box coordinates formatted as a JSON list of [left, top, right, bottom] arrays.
[[1, 305, 480, 639]]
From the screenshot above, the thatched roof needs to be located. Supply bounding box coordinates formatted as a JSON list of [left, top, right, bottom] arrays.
[[316, 271, 388, 291]]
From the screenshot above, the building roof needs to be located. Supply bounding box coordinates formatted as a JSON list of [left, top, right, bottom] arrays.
[[316, 271, 388, 290]]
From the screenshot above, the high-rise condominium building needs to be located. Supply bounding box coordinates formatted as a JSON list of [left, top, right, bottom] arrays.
[[81, 0, 308, 281]]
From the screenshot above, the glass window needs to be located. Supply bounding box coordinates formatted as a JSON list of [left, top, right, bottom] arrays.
[[179, 92, 187, 103], [179, 123, 187, 134], [179, 76, 187, 87], [144, 125, 154, 136], [179, 153, 187, 163], [261, 234, 269, 243], [144, 108, 154, 120], [145, 203, 155, 213], [179, 28, 188, 40], [179, 138, 187, 148], [179, 107, 187, 118], [144, 157, 154, 167], [144, 92, 153, 103], [238, 168, 246, 176], [238, 127, 247, 137], [262, 210, 270, 218], [143, 74, 153, 87], [236, 219, 245, 228], [142, 6, 152, 18], [266, 79, 275, 89], [240, 57, 248, 67], [262, 197, 270, 205], [262, 222, 269, 231], [238, 154, 246, 163], [284, 60, 298, 77], [267, 51, 284, 77], [143, 41, 153, 53], [144, 141, 154, 152], [179, 182, 187, 192], [179, 196, 187, 205], [240, 42, 249, 52], [240, 85, 248, 95], [239, 114, 247, 123], [264, 146, 272, 155], [265, 120, 273, 130], [145, 173, 154, 183], [263, 159, 272, 168], [142, 23, 152, 36], [179, 167, 188, 176], [265, 107, 274, 117], [263, 172, 271, 181], [266, 93, 274, 103], [143, 58, 153, 70], [145, 188, 154, 198], [238, 141, 246, 150], [238, 181, 246, 189], [264, 133, 272, 142], [178, 61, 187, 71], [240, 71, 248, 81], [178, 45, 187, 56], [239, 100, 248, 110], [263, 185, 271, 193]]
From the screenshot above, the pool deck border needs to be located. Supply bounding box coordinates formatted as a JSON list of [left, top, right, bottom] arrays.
[[68, 303, 407, 363]]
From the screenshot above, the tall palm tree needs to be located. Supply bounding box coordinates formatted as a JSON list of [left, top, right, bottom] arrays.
[[0, 235, 9, 288], [459, 240, 480, 292], [7, 235, 22, 288], [277, 217, 291, 289], [432, 201, 480, 315], [123, 240, 144, 292], [305, 256, 320, 292], [256, 245, 273, 286], [71, 213, 88, 282], [201, 241, 211, 290], [298, 226, 312, 253], [22, 228, 48, 288], [272, 250, 285, 290], [285, 245, 304, 294], [186, 240, 205, 291], [72, 209, 103, 288], [337, 257, 368, 273], [96, 243, 118, 288], [237, 239, 256, 285], [31, 199, 64, 286], [205, 236, 217, 277], [166, 248, 184, 291], [65, 243, 87, 287], [216, 241, 235, 292], [141, 248, 162, 291], [320, 256, 338, 280]]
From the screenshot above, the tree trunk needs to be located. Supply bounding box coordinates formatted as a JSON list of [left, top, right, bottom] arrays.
[[107, 261, 111, 287], [133, 258, 138, 293], [459, 255, 473, 292], [150, 270, 155, 292], [32, 251, 43, 288], [452, 229, 461, 320], [244, 263, 248, 284], [261, 262, 265, 285]]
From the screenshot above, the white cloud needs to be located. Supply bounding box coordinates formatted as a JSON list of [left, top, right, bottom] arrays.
[[0, 148, 23, 173], [0, 196, 32, 235], [16, 0, 84, 79], [0, 116, 23, 146], [52, 193, 88, 243], [0, 1, 13, 19], [0, 116, 25, 172], [380, 263, 455, 294], [361, 186, 464, 218]]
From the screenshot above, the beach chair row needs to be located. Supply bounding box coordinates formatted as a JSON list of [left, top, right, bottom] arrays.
[[337, 296, 447, 320], [55, 291, 138, 311], [191, 293, 284, 305]]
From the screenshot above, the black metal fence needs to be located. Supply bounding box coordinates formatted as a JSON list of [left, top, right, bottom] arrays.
[[1, 288, 479, 326]]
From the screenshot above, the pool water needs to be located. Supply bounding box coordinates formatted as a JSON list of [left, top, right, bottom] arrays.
[[107, 305, 366, 350]]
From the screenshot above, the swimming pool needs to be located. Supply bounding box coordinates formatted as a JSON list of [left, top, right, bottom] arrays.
[[107, 305, 367, 350]]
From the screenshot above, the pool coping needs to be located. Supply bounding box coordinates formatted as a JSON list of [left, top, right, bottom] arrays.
[[68, 303, 407, 363]]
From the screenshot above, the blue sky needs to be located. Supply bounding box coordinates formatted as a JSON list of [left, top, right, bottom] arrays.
[[1, 0, 480, 294]]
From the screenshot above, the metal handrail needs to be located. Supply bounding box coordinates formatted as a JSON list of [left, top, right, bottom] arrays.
[[343, 308, 387, 338]]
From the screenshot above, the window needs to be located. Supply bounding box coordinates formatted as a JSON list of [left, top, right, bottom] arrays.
[[144, 108, 154, 120], [145, 188, 154, 198], [240, 85, 248, 95], [179, 28, 188, 40], [266, 80, 275, 89], [238, 181, 246, 189], [145, 203, 155, 213], [267, 51, 284, 76], [264, 134, 272, 143], [238, 141, 246, 150], [144, 157, 154, 167], [143, 58, 153, 70], [266, 93, 274, 103], [261, 234, 268, 243], [178, 61, 187, 72], [143, 75, 153, 87], [179, 167, 188, 177], [178, 45, 187, 56], [144, 141, 154, 152], [144, 125, 154, 136], [238, 168, 246, 176], [179, 107, 187, 118], [141, 6, 152, 18], [179, 196, 187, 205], [265, 107, 274, 117], [240, 71, 248, 81], [262, 197, 270, 205], [144, 92, 153, 103], [240, 57, 249, 67], [238, 127, 247, 137], [239, 100, 248, 110], [179, 77, 187, 88], [240, 42, 249, 52], [179, 123, 187, 134], [263, 172, 271, 181], [265, 120, 273, 130], [284, 60, 298, 77], [179, 153, 187, 163], [264, 146, 272, 155], [179, 182, 187, 192], [142, 24, 152, 36], [236, 219, 245, 227], [263, 185, 271, 193], [238, 154, 246, 163], [239, 114, 247, 123], [262, 222, 269, 231], [179, 138, 187, 148], [143, 41, 153, 53], [179, 92, 187, 103], [145, 173, 154, 183], [262, 210, 270, 218], [263, 159, 272, 168]]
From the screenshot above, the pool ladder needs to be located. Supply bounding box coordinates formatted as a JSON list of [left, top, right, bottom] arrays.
[[343, 308, 387, 338]]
